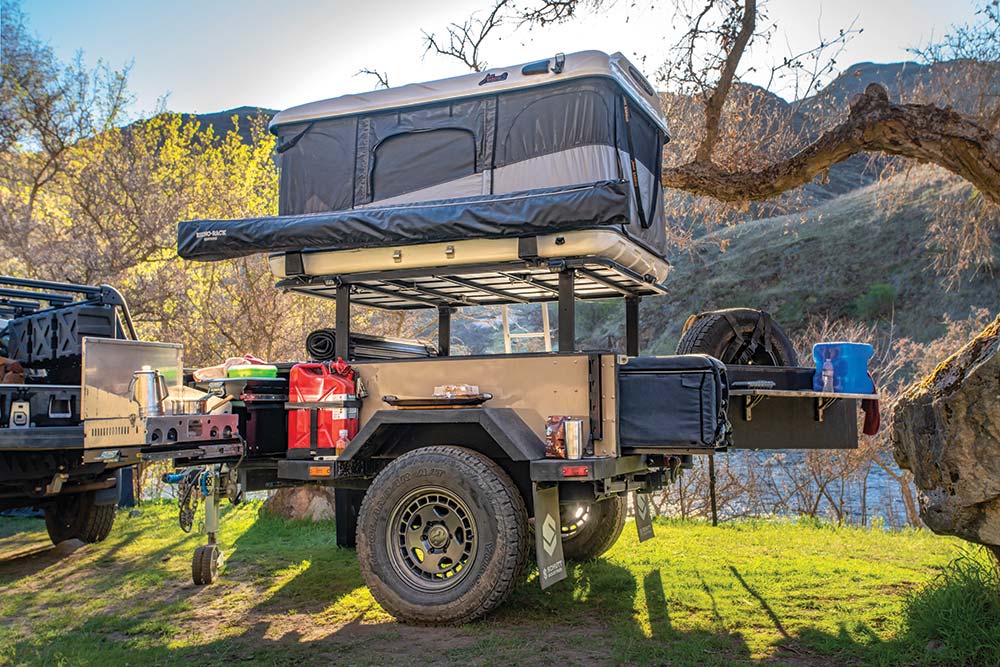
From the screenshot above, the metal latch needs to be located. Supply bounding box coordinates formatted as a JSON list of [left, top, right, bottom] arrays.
[[9, 401, 29, 428]]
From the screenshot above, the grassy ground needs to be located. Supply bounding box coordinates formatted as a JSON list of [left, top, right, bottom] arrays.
[[0, 502, 995, 667]]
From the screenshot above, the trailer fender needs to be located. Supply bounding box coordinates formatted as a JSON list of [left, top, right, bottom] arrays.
[[339, 407, 546, 462]]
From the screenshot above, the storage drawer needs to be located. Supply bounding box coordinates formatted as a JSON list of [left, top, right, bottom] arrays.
[[0, 384, 81, 428]]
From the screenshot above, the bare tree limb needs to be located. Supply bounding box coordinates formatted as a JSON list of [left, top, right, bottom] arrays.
[[696, 0, 756, 161], [355, 68, 390, 89], [422, 0, 510, 72], [663, 83, 1000, 204]]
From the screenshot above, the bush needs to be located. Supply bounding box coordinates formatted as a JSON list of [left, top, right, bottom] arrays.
[[854, 283, 896, 319]]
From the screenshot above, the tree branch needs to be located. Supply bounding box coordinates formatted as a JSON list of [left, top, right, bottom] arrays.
[[695, 0, 756, 161], [422, 0, 510, 72], [355, 68, 390, 89], [664, 84, 1000, 205]]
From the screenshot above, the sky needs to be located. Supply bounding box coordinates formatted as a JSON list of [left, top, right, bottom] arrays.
[[20, 0, 980, 117]]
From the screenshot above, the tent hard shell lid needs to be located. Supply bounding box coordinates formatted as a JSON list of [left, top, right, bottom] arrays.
[[176, 50, 671, 307]]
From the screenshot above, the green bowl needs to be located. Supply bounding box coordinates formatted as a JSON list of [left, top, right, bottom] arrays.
[[227, 364, 278, 378]]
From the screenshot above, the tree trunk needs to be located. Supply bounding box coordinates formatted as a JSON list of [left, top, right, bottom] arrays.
[[262, 486, 337, 522], [891, 315, 1000, 548]]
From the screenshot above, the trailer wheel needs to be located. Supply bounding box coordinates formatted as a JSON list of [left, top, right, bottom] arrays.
[[44, 491, 116, 545], [677, 308, 798, 366], [192, 544, 221, 585], [560, 496, 626, 561], [357, 446, 528, 625]]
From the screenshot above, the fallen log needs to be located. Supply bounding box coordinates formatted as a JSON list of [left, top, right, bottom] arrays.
[[892, 315, 1000, 559]]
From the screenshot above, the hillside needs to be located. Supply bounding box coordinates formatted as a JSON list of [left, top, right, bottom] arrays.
[[187, 105, 276, 143], [3, 502, 993, 667], [568, 167, 1000, 355]]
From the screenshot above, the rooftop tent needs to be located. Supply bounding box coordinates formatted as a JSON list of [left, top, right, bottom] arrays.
[[177, 50, 671, 262]]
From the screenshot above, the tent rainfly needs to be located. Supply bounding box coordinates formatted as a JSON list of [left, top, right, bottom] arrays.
[[177, 50, 670, 262]]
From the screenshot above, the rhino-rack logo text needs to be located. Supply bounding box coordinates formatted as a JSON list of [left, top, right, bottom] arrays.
[[195, 229, 228, 240], [478, 71, 508, 86]]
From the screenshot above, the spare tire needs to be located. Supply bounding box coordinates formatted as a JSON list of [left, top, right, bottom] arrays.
[[676, 308, 798, 366]]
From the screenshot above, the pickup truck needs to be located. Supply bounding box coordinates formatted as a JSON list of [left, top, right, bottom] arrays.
[[0, 276, 136, 544]]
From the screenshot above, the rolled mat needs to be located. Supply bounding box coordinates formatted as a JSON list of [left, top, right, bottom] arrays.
[[305, 328, 337, 361]]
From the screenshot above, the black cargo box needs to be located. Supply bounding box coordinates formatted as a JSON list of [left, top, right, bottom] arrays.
[[618, 354, 729, 448]]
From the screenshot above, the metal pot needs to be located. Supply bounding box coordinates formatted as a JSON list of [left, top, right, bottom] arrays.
[[165, 391, 234, 415], [129, 366, 169, 417]]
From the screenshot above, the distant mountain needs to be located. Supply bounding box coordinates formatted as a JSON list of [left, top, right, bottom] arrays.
[[570, 166, 1000, 354], [187, 106, 276, 143]]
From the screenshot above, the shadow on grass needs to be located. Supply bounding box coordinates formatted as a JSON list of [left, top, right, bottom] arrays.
[[4, 511, 999, 667]]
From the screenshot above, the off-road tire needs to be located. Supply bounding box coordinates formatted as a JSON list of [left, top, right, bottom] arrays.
[[677, 308, 798, 366], [560, 496, 627, 562], [357, 446, 529, 625], [44, 491, 116, 545], [192, 544, 221, 585]]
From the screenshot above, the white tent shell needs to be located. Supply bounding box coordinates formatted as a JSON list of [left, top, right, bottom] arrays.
[[269, 50, 670, 136]]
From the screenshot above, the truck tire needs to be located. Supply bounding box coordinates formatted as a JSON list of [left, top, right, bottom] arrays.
[[357, 446, 528, 625], [44, 491, 116, 545], [677, 308, 798, 366], [560, 496, 626, 562]]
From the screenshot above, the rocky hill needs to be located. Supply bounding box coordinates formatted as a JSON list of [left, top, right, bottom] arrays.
[[591, 167, 999, 355]]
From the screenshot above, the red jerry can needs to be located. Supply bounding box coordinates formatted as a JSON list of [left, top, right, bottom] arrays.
[[287, 360, 359, 459]]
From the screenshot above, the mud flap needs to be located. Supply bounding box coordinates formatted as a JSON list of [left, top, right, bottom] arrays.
[[634, 489, 655, 542], [532, 483, 567, 589]]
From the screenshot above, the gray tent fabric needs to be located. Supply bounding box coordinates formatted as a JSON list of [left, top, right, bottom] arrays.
[[270, 76, 668, 256], [178, 181, 632, 262]]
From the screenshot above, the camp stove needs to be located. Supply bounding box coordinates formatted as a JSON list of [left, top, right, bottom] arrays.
[[144, 413, 239, 446]]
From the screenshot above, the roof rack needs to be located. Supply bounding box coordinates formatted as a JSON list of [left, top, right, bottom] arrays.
[[275, 256, 668, 311]]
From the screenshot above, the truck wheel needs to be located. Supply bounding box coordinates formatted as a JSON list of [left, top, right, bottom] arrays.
[[192, 544, 221, 585], [357, 446, 528, 625], [44, 491, 116, 545], [677, 308, 798, 365], [560, 496, 626, 561]]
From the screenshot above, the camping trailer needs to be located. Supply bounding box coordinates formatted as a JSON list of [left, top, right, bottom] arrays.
[[1, 51, 878, 626]]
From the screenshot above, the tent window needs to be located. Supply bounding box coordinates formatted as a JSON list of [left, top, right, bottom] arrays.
[[371, 129, 476, 201], [499, 90, 611, 166]]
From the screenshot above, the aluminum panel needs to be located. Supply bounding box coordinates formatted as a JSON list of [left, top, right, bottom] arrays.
[[81, 338, 183, 449]]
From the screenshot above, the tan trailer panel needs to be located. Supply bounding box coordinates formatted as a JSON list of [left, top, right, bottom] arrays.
[[354, 353, 618, 453]]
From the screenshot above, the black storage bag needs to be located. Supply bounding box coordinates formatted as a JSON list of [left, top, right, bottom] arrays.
[[618, 354, 729, 448]]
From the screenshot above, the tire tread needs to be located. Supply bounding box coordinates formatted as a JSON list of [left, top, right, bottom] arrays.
[[357, 446, 528, 625]]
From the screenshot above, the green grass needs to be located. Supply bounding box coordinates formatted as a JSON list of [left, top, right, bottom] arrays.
[[0, 502, 994, 666]]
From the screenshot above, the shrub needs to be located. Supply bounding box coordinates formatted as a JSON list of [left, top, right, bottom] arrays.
[[854, 283, 896, 319]]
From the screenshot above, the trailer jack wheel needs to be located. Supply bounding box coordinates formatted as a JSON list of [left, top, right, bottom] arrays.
[[192, 544, 221, 585]]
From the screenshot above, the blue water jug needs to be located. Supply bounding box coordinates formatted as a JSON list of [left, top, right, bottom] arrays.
[[812, 342, 875, 394]]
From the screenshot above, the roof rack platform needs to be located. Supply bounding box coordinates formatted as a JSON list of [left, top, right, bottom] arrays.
[[276, 256, 668, 311]]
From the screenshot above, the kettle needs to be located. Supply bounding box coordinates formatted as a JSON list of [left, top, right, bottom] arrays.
[[129, 365, 170, 417]]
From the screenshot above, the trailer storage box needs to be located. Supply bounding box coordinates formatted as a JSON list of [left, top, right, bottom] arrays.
[[618, 355, 729, 448]]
